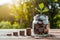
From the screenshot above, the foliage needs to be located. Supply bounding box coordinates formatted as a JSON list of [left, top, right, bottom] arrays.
[[42, 7, 49, 12], [54, 0, 58, 2], [0, 0, 60, 29], [39, 3, 44, 10], [9, 0, 60, 29], [48, 0, 60, 29], [0, 21, 12, 29], [0, 21, 21, 29], [34, 0, 60, 29], [35, 3, 49, 14], [12, 22, 20, 29], [9, 0, 35, 28]]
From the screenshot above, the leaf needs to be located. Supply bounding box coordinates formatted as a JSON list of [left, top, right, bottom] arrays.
[[25, 15, 28, 20], [39, 3, 44, 10], [54, 0, 58, 2], [35, 8, 41, 12], [42, 7, 49, 12], [15, 15, 20, 19], [54, 15, 57, 19], [10, 13, 15, 16], [23, 3, 27, 12], [10, 9, 15, 13], [57, 15, 60, 17]]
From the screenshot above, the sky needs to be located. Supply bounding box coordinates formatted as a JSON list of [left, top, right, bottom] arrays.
[[0, 0, 14, 5]]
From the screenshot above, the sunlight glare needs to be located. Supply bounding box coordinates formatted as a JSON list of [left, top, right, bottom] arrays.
[[0, 0, 13, 5]]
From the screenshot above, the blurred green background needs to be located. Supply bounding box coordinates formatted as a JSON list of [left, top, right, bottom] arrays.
[[0, 0, 60, 29]]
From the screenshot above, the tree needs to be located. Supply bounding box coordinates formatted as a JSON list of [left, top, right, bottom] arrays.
[[47, 0, 60, 28], [10, 0, 35, 28]]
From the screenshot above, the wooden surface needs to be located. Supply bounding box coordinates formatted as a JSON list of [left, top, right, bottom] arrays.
[[0, 29, 60, 40]]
